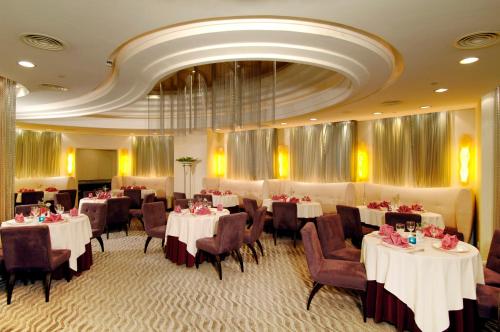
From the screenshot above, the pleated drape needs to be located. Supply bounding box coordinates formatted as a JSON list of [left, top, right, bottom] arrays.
[[227, 128, 277, 180], [132, 136, 174, 177], [15, 129, 61, 178]]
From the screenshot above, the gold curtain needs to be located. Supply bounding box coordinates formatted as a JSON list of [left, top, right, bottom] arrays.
[[290, 121, 357, 182], [132, 136, 174, 177], [15, 129, 61, 178], [0, 77, 16, 221], [373, 112, 451, 187], [227, 128, 277, 180]]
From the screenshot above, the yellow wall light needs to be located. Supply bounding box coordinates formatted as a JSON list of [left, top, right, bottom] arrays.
[[277, 145, 289, 179], [357, 145, 368, 181], [459, 135, 472, 185], [67, 147, 75, 176], [119, 149, 131, 176], [215, 147, 225, 177]]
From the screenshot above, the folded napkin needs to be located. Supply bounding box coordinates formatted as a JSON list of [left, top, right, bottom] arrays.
[[45, 187, 58, 192], [423, 225, 444, 238], [397, 205, 413, 213], [441, 234, 459, 250], [379, 200, 391, 210], [19, 188, 35, 193], [212, 190, 222, 196], [216, 203, 224, 211], [411, 203, 424, 212], [174, 205, 182, 213], [302, 195, 311, 202], [195, 207, 211, 215], [288, 197, 300, 204], [44, 213, 63, 223], [200, 189, 207, 195], [40, 207, 48, 215], [383, 232, 410, 248], [271, 194, 280, 200], [367, 201, 380, 209], [379, 224, 394, 236], [14, 213, 25, 223], [69, 208, 78, 217], [88, 192, 94, 198], [224, 190, 232, 195], [140, 185, 146, 189], [97, 192, 111, 199]]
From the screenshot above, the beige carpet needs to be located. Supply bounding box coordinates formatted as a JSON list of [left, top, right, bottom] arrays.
[[0, 223, 396, 331]]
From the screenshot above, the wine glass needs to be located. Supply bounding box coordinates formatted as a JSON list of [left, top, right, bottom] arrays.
[[31, 206, 39, 218], [406, 221, 416, 234], [188, 199, 194, 213], [415, 226, 424, 242], [430, 225, 438, 238], [56, 204, 64, 215], [395, 223, 405, 235]]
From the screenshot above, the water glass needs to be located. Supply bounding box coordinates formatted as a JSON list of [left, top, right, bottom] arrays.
[[56, 204, 64, 215], [406, 221, 416, 234], [416, 226, 424, 241], [395, 223, 405, 235]]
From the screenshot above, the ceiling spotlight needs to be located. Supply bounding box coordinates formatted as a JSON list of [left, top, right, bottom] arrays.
[[148, 95, 160, 99], [459, 57, 479, 64], [434, 88, 448, 93], [309, 118, 317, 121], [215, 128, 220, 131], [281, 122, 287, 125], [18, 60, 35, 68], [373, 112, 383, 115], [420, 105, 431, 109]]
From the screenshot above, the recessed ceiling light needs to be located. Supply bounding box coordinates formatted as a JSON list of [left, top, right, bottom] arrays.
[[281, 122, 287, 125], [459, 57, 479, 64], [420, 105, 431, 109], [215, 128, 220, 131], [373, 112, 383, 115], [309, 118, 317, 121], [434, 88, 448, 93], [18, 60, 35, 68], [148, 95, 160, 99]]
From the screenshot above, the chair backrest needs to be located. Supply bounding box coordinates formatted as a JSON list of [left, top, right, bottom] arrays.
[[21, 191, 44, 205], [486, 229, 500, 273], [58, 189, 77, 208], [173, 198, 189, 209], [316, 214, 346, 256], [142, 202, 167, 235], [384, 212, 422, 228], [106, 197, 131, 226], [193, 194, 213, 203], [55, 192, 73, 211], [0, 226, 52, 271], [215, 212, 247, 253], [272, 202, 298, 231], [80, 203, 107, 235], [243, 198, 258, 221], [173, 192, 186, 200], [336, 205, 363, 246], [300, 222, 324, 279], [124, 189, 141, 209], [15, 204, 38, 217], [249, 207, 267, 243], [142, 193, 156, 205]]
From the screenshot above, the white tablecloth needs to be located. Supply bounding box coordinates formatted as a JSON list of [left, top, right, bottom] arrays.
[[211, 194, 239, 207], [78, 198, 107, 213], [16, 191, 57, 204], [361, 232, 484, 332], [357, 206, 445, 228], [262, 199, 323, 218], [165, 208, 230, 257], [111, 189, 156, 199], [1, 214, 93, 271]]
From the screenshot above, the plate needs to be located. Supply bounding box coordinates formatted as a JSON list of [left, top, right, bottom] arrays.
[[432, 242, 469, 253]]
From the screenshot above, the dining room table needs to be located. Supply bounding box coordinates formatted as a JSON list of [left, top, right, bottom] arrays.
[[78, 197, 108, 213], [357, 205, 445, 228], [262, 198, 323, 219], [361, 231, 484, 332], [164, 207, 230, 267]]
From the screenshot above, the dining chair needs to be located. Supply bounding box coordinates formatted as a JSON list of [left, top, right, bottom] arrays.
[[124, 189, 142, 210], [105, 197, 131, 239], [443, 227, 465, 241], [195, 212, 247, 280], [173, 198, 189, 209], [129, 193, 156, 228], [485, 229, 500, 287], [80, 203, 107, 252], [54, 192, 73, 212], [21, 190, 44, 205], [173, 192, 187, 200], [336, 205, 365, 248], [316, 214, 361, 262], [272, 202, 300, 247], [243, 207, 267, 264], [243, 198, 258, 225], [58, 189, 77, 208], [0, 226, 72, 304], [14, 204, 38, 217], [142, 202, 168, 254], [300, 222, 367, 321], [476, 284, 499, 325], [193, 194, 213, 204], [384, 212, 422, 229]]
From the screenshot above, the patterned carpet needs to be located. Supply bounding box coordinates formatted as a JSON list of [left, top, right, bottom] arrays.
[[0, 222, 418, 331]]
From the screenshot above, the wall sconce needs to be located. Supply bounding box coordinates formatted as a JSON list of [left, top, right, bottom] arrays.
[[357, 144, 368, 181], [459, 135, 472, 185], [215, 147, 225, 177], [277, 145, 289, 179], [67, 147, 75, 176], [119, 149, 131, 176]]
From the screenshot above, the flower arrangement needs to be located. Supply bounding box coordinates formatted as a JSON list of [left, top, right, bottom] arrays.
[[302, 195, 311, 202], [397, 205, 412, 213], [45, 187, 58, 192], [288, 197, 300, 204]]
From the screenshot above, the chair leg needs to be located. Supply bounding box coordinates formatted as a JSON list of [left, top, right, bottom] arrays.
[[124, 224, 128, 236], [144, 236, 152, 254], [360, 291, 367, 322], [215, 255, 222, 280], [161, 238, 165, 247], [96, 236, 104, 252], [273, 229, 277, 245], [43, 272, 52, 302], [307, 282, 324, 310], [293, 230, 297, 248], [65, 261, 72, 282], [106, 227, 110, 240], [247, 243, 259, 264], [195, 251, 201, 269], [7, 273, 15, 305], [235, 249, 244, 272], [256, 239, 264, 256]]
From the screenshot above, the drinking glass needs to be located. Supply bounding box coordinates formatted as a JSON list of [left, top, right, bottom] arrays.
[[415, 226, 424, 241], [430, 225, 438, 238], [395, 223, 405, 235], [31, 206, 39, 218], [56, 204, 64, 215], [406, 221, 416, 234]]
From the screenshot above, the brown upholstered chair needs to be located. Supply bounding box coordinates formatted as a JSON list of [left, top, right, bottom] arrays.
[[105, 197, 131, 239], [54, 192, 73, 212], [129, 193, 156, 228], [384, 212, 422, 229], [336, 205, 365, 248], [21, 191, 44, 205], [0, 226, 71, 304], [195, 212, 247, 280], [443, 227, 465, 242], [243, 198, 258, 225], [173, 192, 187, 200], [58, 189, 77, 208], [193, 194, 213, 204], [173, 198, 189, 209], [124, 189, 142, 209], [476, 284, 499, 323], [485, 229, 500, 287], [316, 214, 361, 262], [301, 222, 367, 321], [243, 207, 267, 263], [272, 202, 301, 247], [142, 202, 168, 254], [80, 203, 107, 252], [14, 204, 38, 217]]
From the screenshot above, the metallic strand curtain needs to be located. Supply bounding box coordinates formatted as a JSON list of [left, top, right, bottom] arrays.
[[290, 121, 357, 182], [132, 136, 174, 177], [373, 112, 451, 187], [227, 128, 276, 180], [0, 77, 16, 221], [15, 129, 61, 178]]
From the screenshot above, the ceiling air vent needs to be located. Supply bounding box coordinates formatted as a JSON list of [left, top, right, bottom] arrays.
[[20, 33, 65, 51], [381, 100, 402, 106], [39, 83, 69, 92], [455, 32, 499, 49]]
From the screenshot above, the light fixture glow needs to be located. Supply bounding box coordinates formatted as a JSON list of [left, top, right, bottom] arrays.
[[434, 88, 448, 93], [148, 95, 160, 99], [459, 57, 479, 64], [357, 145, 368, 181], [119, 149, 131, 176], [309, 118, 317, 121], [373, 112, 383, 115], [281, 122, 287, 125], [214, 147, 225, 177], [66, 147, 75, 176], [277, 145, 289, 179], [459, 135, 473, 185], [18, 60, 35, 68], [420, 105, 431, 109]]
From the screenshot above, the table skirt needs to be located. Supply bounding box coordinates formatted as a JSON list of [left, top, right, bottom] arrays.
[[53, 243, 93, 279], [165, 235, 206, 267], [366, 281, 477, 332]]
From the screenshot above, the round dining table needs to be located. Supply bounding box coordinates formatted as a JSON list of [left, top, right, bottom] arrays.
[[262, 199, 323, 219], [164, 208, 230, 267], [361, 231, 484, 332], [357, 206, 445, 228], [78, 197, 107, 213]]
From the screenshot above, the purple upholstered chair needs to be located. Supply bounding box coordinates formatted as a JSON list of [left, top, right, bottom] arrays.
[[443, 227, 465, 242], [80, 203, 107, 252], [173, 198, 189, 209], [243, 207, 267, 263], [173, 192, 187, 200], [301, 222, 367, 320], [316, 214, 361, 262], [195, 212, 247, 280], [129, 193, 156, 228], [58, 189, 77, 208], [485, 229, 500, 287], [142, 202, 168, 254], [193, 194, 213, 204], [476, 284, 499, 323], [244, 198, 273, 228], [336, 205, 365, 248], [384, 212, 422, 229], [105, 197, 131, 239], [0, 226, 71, 304], [21, 190, 44, 205], [272, 202, 301, 247], [54, 192, 73, 212], [124, 189, 142, 209], [14, 204, 38, 217]]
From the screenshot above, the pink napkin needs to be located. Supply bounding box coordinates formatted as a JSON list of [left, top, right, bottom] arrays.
[[200, 189, 207, 195], [45, 187, 58, 192], [441, 234, 459, 250], [195, 207, 211, 215], [302, 196, 311, 202], [411, 203, 424, 212], [140, 185, 146, 189], [379, 224, 394, 236], [174, 205, 182, 213], [383, 232, 410, 248], [88, 192, 94, 198], [217, 203, 224, 211], [288, 197, 300, 204], [367, 201, 380, 209], [423, 225, 444, 238], [224, 190, 232, 195], [397, 205, 412, 213], [44, 213, 63, 223], [379, 201, 391, 210], [69, 208, 78, 217], [212, 190, 222, 196], [14, 213, 25, 223], [271, 194, 280, 200]]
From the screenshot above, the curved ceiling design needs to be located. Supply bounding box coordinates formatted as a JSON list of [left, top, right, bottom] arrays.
[[16, 17, 401, 120]]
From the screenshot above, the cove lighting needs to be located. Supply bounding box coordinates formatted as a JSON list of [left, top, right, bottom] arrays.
[[18, 60, 35, 68], [459, 57, 479, 64], [434, 88, 448, 93]]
